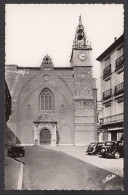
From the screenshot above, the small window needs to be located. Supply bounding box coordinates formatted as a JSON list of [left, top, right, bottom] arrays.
[[105, 57, 111, 67], [40, 88, 53, 110]]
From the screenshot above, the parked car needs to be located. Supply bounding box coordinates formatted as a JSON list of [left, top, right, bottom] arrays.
[[8, 145, 25, 157], [86, 142, 105, 155], [99, 140, 124, 159]]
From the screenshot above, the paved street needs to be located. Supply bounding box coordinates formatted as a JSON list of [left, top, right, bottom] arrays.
[[43, 145, 123, 177], [16, 146, 123, 190]]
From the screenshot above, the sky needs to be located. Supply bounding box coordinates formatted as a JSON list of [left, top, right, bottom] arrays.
[[5, 4, 124, 100]]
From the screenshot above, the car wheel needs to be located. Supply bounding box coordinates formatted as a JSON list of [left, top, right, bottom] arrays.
[[101, 148, 105, 153], [114, 152, 120, 159]]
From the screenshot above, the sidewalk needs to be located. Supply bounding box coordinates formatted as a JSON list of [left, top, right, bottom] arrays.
[[5, 156, 23, 190], [42, 145, 124, 177]]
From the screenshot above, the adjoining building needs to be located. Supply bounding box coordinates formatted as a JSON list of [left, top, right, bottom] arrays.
[[5, 80, 11, 122], [5, 16, 97, 146], [97, 35, 124, 142], [5, 80, 21, 146]]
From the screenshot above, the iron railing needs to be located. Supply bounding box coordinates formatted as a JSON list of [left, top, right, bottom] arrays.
[[103, 89, 112, 100], [115, 82, 124, 95], [100, 113, 123, 125]]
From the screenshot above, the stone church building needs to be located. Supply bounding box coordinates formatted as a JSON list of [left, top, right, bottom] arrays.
[[5, 16, 97, 146]]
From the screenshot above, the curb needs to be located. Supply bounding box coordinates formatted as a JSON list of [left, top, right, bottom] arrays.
[[5, 156, 24, 190], [10, 157, 24, 190], [17, 162, 23, 190]]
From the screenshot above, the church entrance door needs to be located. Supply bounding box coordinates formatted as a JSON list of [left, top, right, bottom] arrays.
[[33, 121, 57, 146], [40, 129, 51, 144]]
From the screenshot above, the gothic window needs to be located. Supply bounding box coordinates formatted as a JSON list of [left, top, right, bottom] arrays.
[[40, 88, 53, 110]]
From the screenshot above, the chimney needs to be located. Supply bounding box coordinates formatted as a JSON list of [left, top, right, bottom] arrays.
[[114, 37, 117, 42]]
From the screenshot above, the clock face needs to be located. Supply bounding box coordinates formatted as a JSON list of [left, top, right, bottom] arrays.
[[78, 52, 87, 61]]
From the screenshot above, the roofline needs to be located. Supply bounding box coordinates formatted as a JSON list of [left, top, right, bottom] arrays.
[[96, 34, 124, 61], [18, 67, 73, 70], [6, 65, 73, 70], [17, 67, 40, 70], [54, 67, 73, 70]]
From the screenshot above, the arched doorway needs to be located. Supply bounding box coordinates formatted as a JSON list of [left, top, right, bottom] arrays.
[[40, 129, 51, 144]]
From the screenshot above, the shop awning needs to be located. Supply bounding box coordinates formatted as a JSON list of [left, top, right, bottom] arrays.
[[107, 127, 123, 131]]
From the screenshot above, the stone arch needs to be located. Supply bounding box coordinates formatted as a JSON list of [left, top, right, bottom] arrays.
[[19, 82, 72, 118], [40, 128, 51, 144], [20, 124, 34, 145], [18, 73, 73, 116], [38, 123, 56, 146], [59, 124, 72, 144], [38, 125, 53, 135], [56, 75, 73, 96], [18, 71, 73, 101]]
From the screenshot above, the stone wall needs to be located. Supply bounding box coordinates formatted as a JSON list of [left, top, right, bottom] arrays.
[[5, 64, 96, 146]]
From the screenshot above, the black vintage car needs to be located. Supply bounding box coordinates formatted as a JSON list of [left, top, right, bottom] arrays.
[[86, 142, 105, 155], [8, 145, 25, 157], [99, 141, 124, 159]]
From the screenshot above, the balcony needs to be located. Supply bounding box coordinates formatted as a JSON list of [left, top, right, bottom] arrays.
[[115, 55, 124, 71], [103, 64, 111, 79], [103, 89, 112, 101], [100, 113, 123, 125], [115, 82, 124, 96]]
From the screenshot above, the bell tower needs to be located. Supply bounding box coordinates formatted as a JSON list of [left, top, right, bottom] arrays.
[[70, 15, 92, 67], [71, 16, 96, 145]]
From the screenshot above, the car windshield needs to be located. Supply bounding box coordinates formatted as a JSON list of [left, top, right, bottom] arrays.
[[105, 142, 115, 146], [97, 143, 105, 146], [12, 146, 23, 149]]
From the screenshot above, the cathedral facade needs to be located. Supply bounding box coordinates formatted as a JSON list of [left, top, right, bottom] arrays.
[[5, 16, 97, 146]]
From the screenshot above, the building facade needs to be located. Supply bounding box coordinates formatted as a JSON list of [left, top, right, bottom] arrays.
[[5, 16, 97, 146], [97, 35, 124, 142]]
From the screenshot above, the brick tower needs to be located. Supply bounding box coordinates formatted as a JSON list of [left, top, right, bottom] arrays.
[[70, 16, 96, 145]]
